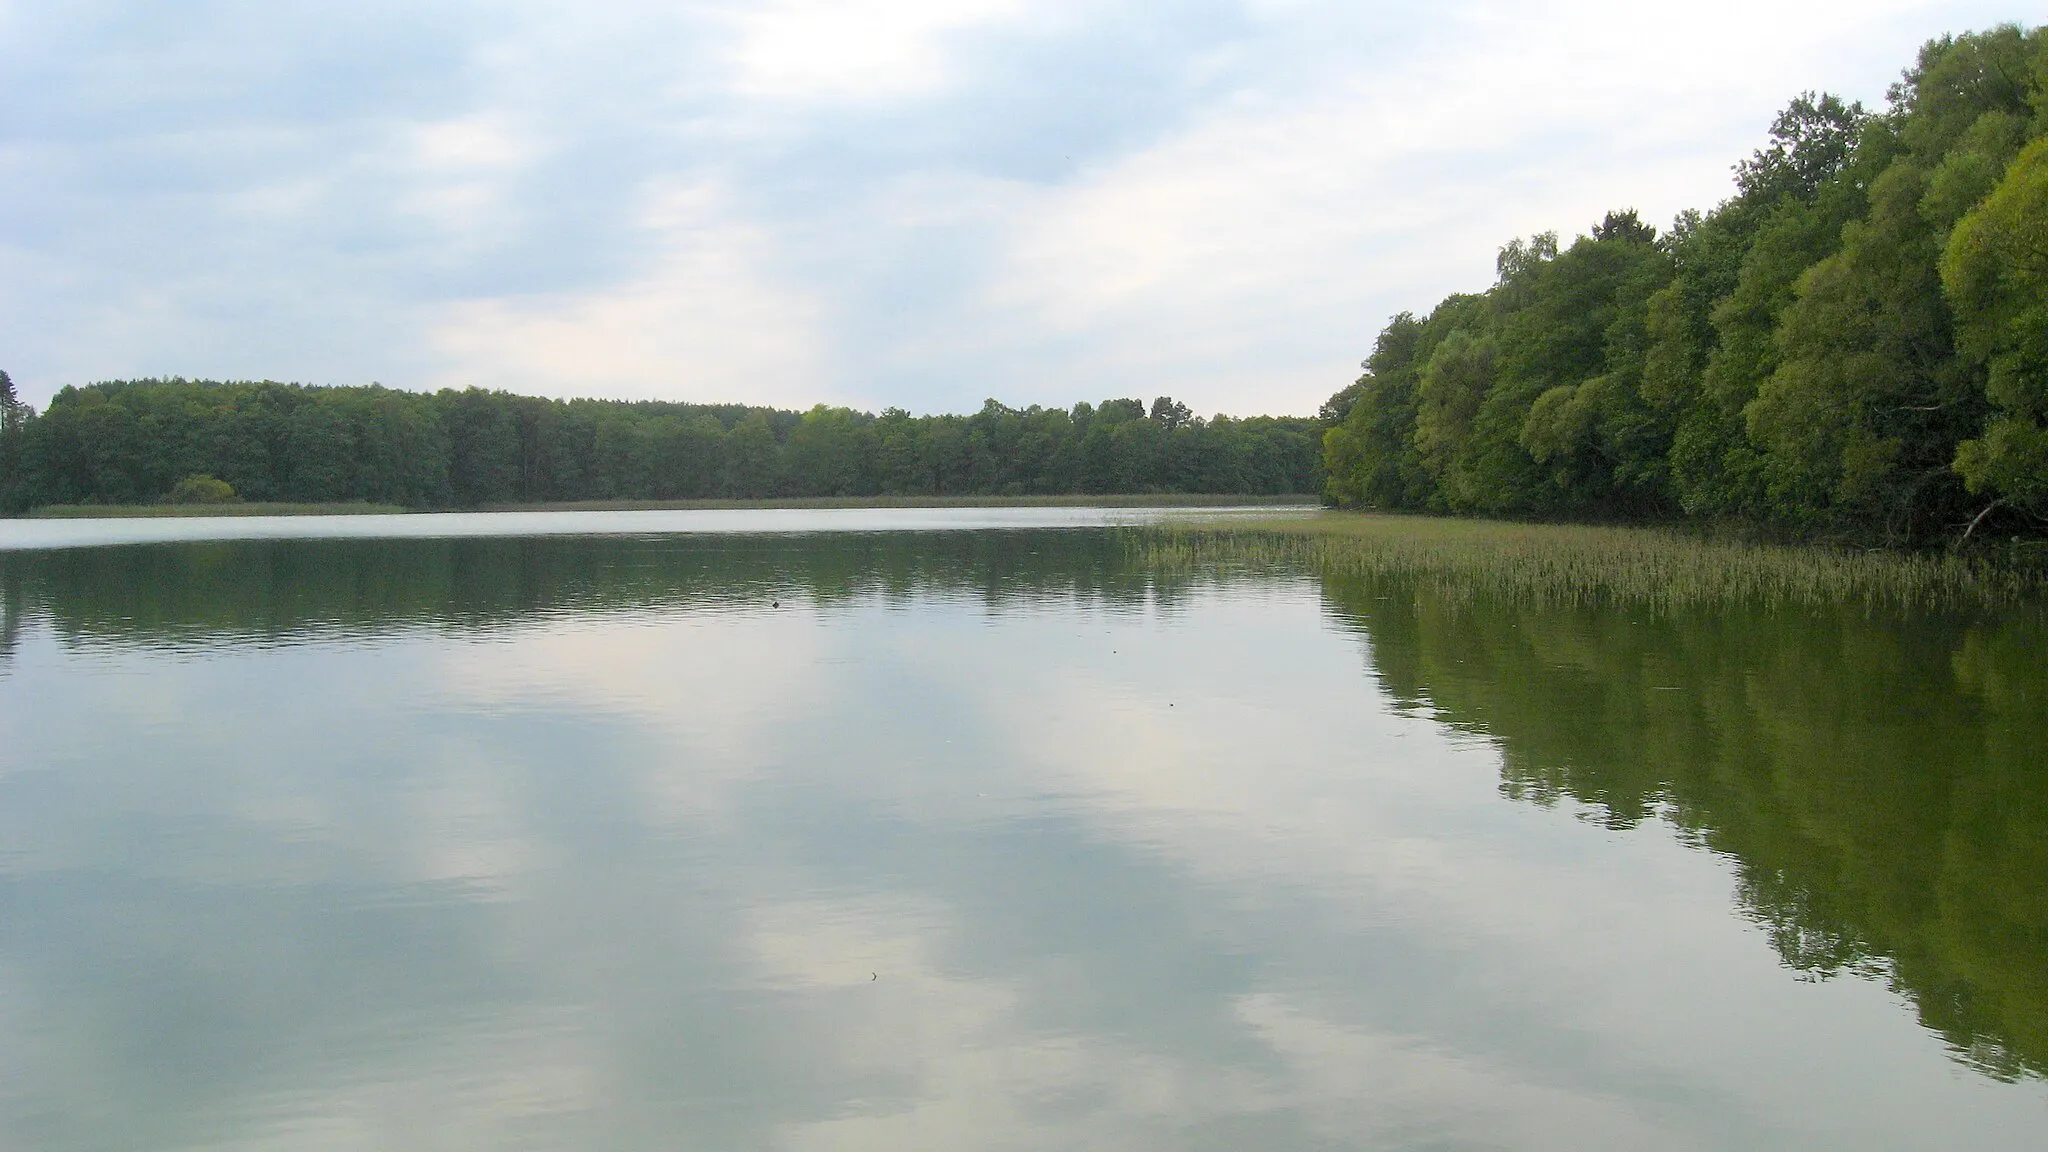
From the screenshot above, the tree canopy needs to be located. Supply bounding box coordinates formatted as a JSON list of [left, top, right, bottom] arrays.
[[1322, 24, 2048, 544], [0, 380, 1321, 511]]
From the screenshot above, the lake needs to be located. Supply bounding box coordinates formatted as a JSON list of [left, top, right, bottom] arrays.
[[2, 511, 2044, 1150]]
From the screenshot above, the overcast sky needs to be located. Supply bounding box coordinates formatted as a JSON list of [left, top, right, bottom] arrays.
[[0, 2, 2027, 416]]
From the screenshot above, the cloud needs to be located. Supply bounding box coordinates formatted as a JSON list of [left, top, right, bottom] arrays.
[[719, 0, 1038, 103], [426, 178, 830, 404], [0, 0, 2027, 415], [397, 114, 546, 258], [9, 575, 2040, 1146], [898, 0, 2014, 414]]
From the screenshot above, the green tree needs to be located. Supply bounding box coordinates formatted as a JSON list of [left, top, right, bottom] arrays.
[[1412, 328, 1497, 504], [1322, 309, 1456, 508], [1746, 27, 2040, 538], [0, 370, 21, 434], [785, 405, 876, 496], [165, 474, 238, 504], [1943, 133, 2048, 521], [723, 410, 781, 497], [440, 389, 522, 505], [0, 370, 25, 512], [1323, 24, 2048, 545]]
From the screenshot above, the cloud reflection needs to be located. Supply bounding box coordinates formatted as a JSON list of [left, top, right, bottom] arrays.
[[4, 538, 2045, 1149]]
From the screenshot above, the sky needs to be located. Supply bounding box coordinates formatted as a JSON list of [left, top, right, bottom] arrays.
[[0, 2, 2030, 417]]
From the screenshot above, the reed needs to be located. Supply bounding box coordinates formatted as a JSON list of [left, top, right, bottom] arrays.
[[1133, 512, 2045, 614]]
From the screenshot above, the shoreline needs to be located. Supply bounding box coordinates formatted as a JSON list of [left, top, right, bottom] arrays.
[[27, 502, 410, 519], [26, 493, 1322, 519]]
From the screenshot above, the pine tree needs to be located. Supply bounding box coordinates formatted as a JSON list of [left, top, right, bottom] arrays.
[[0, 369, 19, 432]]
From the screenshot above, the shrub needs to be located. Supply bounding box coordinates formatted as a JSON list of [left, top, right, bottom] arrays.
[[164, 474, 239, 505]]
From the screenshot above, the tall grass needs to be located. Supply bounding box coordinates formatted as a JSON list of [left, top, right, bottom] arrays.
[[1133, 512, 2045, 614]]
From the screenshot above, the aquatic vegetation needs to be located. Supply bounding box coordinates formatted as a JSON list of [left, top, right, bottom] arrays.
[[1134, 512, 2046, 613]]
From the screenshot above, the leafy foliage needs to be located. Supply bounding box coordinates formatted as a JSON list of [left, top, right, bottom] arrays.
[[1323, 24, 2048, 544], [0, 370, 24, 512], [1944, 134, 2048, 518], [164, 474, 238, 505], [0, 381, 1322, 512]]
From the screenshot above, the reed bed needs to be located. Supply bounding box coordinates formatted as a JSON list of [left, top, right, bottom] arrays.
[[1133, 512, 2045, 614]]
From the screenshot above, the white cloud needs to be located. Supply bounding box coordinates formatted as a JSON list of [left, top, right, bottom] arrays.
[[408, 113, 539, 172], [911, 0, 2009, 416], [717, 0, 1035, 102], [427, 178, 829, 404], [0, 0, 2027, 413], [398, 113, 547, 259]]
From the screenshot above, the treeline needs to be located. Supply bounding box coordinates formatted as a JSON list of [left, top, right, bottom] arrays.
[[1322, 25, 2048, 544], [0, 373, 1320, 511]]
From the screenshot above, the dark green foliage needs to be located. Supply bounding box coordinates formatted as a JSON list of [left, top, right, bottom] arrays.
[[1324, 24, 2048, 544], [1944, 133, 2048, 521], [0, 370, 25, 513], [0, 379, 1321, 511], [0, 370, 20, 431]]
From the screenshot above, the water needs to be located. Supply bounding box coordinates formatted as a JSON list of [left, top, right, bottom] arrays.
[[0, 504, 1306, 553], [2, 514, 2043, 1150]]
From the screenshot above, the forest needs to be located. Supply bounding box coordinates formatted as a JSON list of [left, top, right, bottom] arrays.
[[0, 373, 1320, 511], [6, 26, 2045, 535], [1321, 25, 2048, 544]]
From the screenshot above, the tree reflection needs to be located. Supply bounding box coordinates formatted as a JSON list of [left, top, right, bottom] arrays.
[[8, 532, 2043, 1080], [1321, 574, 2048, 1079], [0, 531, 1191, 652]]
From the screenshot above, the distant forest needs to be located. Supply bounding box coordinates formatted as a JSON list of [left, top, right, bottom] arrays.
[[6, 26, 2045, 535], [1321, 25, 2048, 544], [0, 373, 1320, 510]]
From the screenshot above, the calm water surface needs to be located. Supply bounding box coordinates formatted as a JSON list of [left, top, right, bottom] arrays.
[[1, 513, 2044, 1150]]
